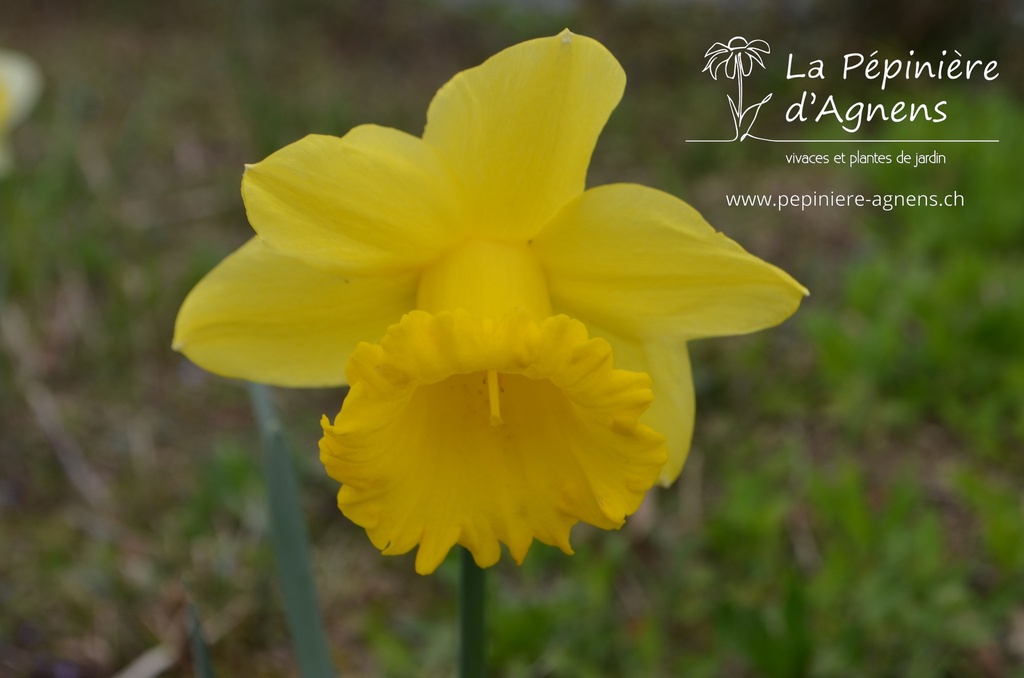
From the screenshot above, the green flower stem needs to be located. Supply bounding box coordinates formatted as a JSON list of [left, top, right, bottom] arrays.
[[248, 382, 336, 678], [458, 548, 486, 678], [186, 599, 217, 678]]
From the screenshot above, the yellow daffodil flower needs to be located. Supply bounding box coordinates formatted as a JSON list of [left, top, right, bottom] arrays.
[[174, 30, 807, 574], [0, 49, 42, 177]]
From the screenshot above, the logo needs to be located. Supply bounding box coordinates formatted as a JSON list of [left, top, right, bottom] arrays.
[[690, 37, 1000, 144], [701, 37, 773, 142]]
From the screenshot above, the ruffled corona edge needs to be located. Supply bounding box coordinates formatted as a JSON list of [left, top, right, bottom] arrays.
[[320, 309, 666, 574]]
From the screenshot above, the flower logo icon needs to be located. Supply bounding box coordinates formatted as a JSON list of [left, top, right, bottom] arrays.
[[702, 37, 772, 141]]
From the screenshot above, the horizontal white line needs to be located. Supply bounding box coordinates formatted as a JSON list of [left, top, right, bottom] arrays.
[[685, 138, 1000, 143]]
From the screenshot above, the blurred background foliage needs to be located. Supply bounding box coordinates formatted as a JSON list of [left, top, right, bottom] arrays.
[[1, 0, 1022, 676]]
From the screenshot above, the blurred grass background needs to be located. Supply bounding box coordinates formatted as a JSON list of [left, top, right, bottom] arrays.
[[1, 0, 1022, 676]]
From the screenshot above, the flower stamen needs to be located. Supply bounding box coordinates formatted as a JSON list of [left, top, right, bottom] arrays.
[[487, 369, 503, 426]]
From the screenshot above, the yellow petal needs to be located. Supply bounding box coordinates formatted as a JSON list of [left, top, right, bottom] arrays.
[[242, 125, 468, 275], [423, 30, 625, 240], [0, 50, 42, 130], [173, 237, 416, 386], [536, 183, 808, 340], [591, 328, 696, 486], [320, 309, 666, 574], [644, 339, 695, 486]]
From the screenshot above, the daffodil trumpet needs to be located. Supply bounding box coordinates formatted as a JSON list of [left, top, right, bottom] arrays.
[[174, 30, 807, 574]]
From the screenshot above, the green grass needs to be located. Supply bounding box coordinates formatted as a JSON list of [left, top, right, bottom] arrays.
[[808, 94, 1024, 458], [1, 1, 1022, 676]]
